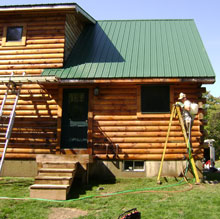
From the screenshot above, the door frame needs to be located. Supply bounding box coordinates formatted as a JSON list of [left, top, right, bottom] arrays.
[[56, 86, 93, 155]]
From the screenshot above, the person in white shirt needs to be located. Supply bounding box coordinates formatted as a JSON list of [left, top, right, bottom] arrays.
[[178, 92, 193, 136]]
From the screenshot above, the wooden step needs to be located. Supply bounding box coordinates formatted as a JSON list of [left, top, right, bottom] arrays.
[[42, 161, 77, 169], [35, 176, 72, 185], [30, 184, 69, 200], [38, 168, 75, 177]]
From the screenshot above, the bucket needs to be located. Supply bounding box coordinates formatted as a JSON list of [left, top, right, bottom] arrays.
[[190, 103, 198, 115]]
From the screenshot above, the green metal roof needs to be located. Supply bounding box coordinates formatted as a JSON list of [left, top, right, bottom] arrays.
[[42, 19, 215, 79]]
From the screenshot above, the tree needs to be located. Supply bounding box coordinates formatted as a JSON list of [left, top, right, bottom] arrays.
[[204, 91, 220, 159]]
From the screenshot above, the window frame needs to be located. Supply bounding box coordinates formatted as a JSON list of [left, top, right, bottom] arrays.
[[1, 23, 27, 47], [123, 160, 145, 172], [137, 85, 174, 118]]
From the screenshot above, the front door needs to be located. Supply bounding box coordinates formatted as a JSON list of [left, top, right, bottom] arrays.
[[61, 89, 89, 149]]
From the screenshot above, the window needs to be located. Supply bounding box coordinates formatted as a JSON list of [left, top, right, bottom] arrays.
[[141, 85, 170, 113], [123, 161, 145, 172], [2, 23, 27, 47]]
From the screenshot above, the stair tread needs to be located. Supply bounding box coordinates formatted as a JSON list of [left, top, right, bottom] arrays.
[[30, 184, 69, 189], [39, 168, 75, 172], [42, 161, 77, 164], [35, 176, 72, 180]]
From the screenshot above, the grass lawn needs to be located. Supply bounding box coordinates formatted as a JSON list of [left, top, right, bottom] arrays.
[[0, 177, 220, 219]]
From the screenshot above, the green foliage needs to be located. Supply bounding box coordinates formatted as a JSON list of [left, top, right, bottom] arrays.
[[204, 91, 220, 159]]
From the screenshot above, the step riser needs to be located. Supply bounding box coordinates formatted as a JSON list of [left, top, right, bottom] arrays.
[[35, 179, 71, 185], [38, 172, 74, 177], [30, 188, 67, 200], [42, 163, 76, 169]]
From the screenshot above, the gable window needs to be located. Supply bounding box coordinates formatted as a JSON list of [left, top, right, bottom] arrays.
[[2, 23, 27, 47], [141, 85, 170, 113]]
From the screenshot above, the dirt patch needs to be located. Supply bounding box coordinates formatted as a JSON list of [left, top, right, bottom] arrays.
[[49, 208, 88, 219]]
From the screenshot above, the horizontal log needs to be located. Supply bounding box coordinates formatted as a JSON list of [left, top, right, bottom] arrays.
[[0, 58, 63, 65], [93, 100, 137, 105], [2, 154, 36, 159], [94, 115, 137, 120], [0, 63, 63, 69], [0, 100, 57, 105], [0, 69, 42, 75], [94, 125, 200, 132], [0, 48, 64, 55], [99, 88, 137, 94], [0, 148, 53, 154], [2, 105, 57, 110], [27, 25, 64, 31], [9, 132, 56, 138], [0, 137, 56, 143], [93, 131, 202, 137], [5, 142, 57, 148], [27, 29, 65, 37], [0, 54, 64, 60], [0, 44, 64, 50], [1, 110, 57, 115], [0, 127, 56, 133], [28, 39, 65, 45], [93, 136, 199, 143], [93, 142, 201, 148], [94, 154, 203, 161], [94, 120, 202, 126], [93, 111, 136, 115], [93, 105, 137, 110], [0, 89, 57, 95], [93, 148, 201, 154], [0, 16, 65, 24], [0, 94, 57, 99], [94, 94, 136, 100]]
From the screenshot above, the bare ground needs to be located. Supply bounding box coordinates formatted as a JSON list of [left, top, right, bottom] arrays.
[[48, 208, 88, 219]]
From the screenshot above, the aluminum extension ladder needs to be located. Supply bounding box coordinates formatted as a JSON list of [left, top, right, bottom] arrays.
[[0, 72, 25, 174], [157, 104, 200, 184]]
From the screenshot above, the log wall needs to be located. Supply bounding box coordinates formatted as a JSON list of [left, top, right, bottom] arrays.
[[92, 84, 205, 161], [0, 12, 85, 159], [0, 84, 58, 159], [64, 14, 85, 61], [0, 13, 66, 75]]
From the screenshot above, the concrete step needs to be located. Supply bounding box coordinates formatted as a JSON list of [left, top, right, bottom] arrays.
[[30, 184, 69, 200], [35, 176, 72, 185], [42, 161, 77, 169], [38, 168, 75, 177]]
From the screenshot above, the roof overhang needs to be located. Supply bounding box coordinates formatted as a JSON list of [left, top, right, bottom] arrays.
[[0, 76, 214, 85], [57, 77, 216, 84], [0, 3, 96, 24], [0, 76, 58, 84]]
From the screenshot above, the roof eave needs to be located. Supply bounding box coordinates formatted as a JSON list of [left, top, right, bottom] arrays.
[[0, 3, 96, 24]]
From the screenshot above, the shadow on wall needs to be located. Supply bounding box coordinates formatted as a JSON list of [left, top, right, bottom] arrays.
[[64, 23, 125, 67]]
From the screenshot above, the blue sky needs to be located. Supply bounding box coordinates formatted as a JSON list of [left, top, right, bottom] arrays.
[[2, 0, 220, 97]]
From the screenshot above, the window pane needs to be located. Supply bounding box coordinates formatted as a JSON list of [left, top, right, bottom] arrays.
[[134, 161, 144, 170], [6, 26, 23, 42], [141, 85, 170, 113], [124, 161, 133, 171]]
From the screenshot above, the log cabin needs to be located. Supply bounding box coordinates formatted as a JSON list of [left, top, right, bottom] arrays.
[[0, 3, 215, 199]]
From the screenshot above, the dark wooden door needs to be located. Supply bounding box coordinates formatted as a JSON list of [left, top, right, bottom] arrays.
[[61, 89, 89, 149]]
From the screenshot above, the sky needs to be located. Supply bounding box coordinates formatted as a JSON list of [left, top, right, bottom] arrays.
[[1, 0, 220, 97]]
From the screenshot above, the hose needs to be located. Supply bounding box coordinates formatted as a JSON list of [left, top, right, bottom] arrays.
[[0, 160, 194, 202]]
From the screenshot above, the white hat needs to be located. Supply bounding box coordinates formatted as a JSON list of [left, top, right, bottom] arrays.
[[178, 92, 186, 100]]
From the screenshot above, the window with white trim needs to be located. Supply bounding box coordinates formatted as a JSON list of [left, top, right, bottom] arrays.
[[123, 161, 145, 172]]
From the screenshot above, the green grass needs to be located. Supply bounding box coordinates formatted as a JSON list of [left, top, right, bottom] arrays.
[[0, 177, 220, 219]]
